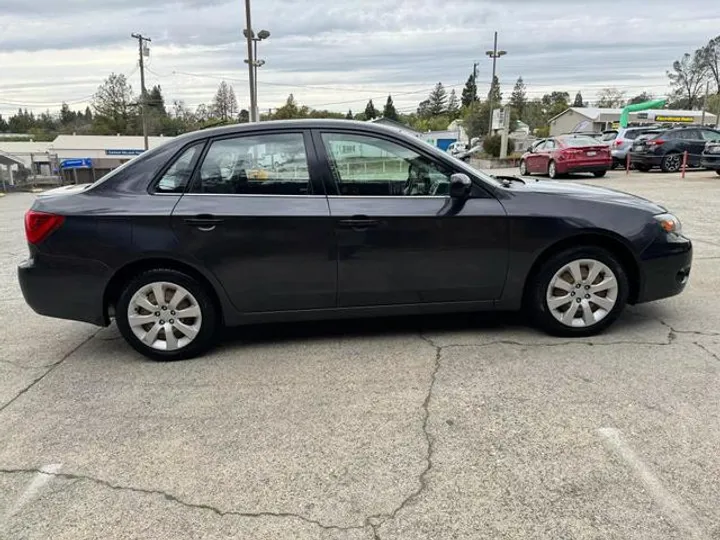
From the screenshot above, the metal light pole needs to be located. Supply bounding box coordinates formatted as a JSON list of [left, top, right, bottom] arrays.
[[131, 33, 152, 150], [485, 31, 506, 135], [244, 28, 270, 122], [244, 0, 258, 122]]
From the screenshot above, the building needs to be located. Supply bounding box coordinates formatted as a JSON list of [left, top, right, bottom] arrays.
[[0, 134, 173, 187], [549, 108, 719, 136]]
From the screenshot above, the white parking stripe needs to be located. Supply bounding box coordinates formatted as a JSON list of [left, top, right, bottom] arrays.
[[2, 463, 62, 522], [598, 428, 708, 540]]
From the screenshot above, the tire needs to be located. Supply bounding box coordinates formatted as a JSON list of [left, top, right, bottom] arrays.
[[716, 170, 720, 176], [593, 170, 607, 178], [519, 160, 529, 176], [610, 158, 621, 170], [529, 246, 629, 337], [661, 153, 682, 173], [548, 160, 559, 179], [635, 165, 651, 172], [116, 269, 218, 361]]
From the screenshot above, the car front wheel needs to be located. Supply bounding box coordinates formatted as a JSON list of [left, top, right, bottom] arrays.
[[519, 160, 529, 175], [529, 247, 629, 337], [116, 269, 218, 361]]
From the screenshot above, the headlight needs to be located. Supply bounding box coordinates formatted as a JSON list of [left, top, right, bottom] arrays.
[[654, 213, 682, 234]]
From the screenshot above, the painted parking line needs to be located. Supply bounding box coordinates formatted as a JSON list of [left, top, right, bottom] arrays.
[[598, 428, 708, 540], [2, 463, 62, 523]]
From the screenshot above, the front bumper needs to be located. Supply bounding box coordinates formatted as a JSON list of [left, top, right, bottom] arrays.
[[636, 234, 692, 304], [18, 254, 110, 326], [701, 155, 720, 170]]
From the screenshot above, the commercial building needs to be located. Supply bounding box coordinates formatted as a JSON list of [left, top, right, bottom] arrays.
[[549, 107, 718, 136]]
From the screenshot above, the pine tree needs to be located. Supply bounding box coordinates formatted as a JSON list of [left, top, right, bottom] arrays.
[[346, 109, 353, 120], [509, 77, 527, 119], [427, 82, 448, 116], [487, 76, 502, 108], [573, 91, 584, 107], [212, 81, 239, 121], [364, 99, 378, 120], [447, 89, 460, 119], [382, 95, 399, 121], [461, 73, 477, 108]]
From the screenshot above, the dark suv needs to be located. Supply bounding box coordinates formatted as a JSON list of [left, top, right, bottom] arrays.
[[630, 127, 720, 172]]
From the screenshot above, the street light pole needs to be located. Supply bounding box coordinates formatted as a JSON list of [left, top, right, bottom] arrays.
[[485, 31, 507, 135], [244, 0, 258, 122], [131, 33, 151, 150]]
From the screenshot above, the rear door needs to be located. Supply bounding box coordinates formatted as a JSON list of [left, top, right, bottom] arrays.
[[539, 139, 556, 173], [312, 129, 508, 307], [171, 130, 337, 314], [682, 129, 705, 166]]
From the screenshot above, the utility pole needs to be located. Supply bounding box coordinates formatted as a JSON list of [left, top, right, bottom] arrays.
[[472, 62, 478, 105], [244, 0, 258, 122], [701, 81, 710, 126], [131, 33, 151, 150], [485, 31, 507, 135]]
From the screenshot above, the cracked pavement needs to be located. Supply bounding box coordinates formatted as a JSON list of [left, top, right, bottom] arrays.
[[2, 169, 720, 539]]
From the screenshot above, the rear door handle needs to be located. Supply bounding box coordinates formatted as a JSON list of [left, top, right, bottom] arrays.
[[184, 215, 224, 231]]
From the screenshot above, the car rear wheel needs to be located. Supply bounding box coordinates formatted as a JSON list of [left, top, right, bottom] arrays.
[[593, 170, 607, 178], [529, 246, 629, 337], [661, 153, 682, 173], [548, 160, 558, 179], [116, 269, 218, 361]]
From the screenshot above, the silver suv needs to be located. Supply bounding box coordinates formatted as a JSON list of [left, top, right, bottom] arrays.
[[601, 127, 664, 168]]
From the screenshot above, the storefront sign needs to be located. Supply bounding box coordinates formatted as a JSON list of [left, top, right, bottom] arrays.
[[106, 149, 145, 156], [60, 158, 92, 169], [654, 115, 694, 123]]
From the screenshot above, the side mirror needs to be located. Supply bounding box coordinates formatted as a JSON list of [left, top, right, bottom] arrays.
[[449, 173, 472, 198]]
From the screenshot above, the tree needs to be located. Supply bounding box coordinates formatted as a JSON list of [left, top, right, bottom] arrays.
[[509, 77, 527, 119], [195, 103, 211, 123], [464, 101, 492, 138], [147, 85, 167, 116], [427, 82, 448, 116], [416, 99, 432, 119], [212, 81, 239, 121], [238, 109, 250, 123], [541, 91, 570, 119], [487, 75, 502, 108], [383, 95, 399, 121], [364, 99, 378, 120], [0, 114, 8, 132], [84, 107, 93, 122], [700, 36, 720, 93], [461, 73, 478, 108], [91, 73, 136, 134], [60, 103, 75, 126], [346, 109, 353, 120], [628, 92, 654, 105], [596, 87, 626, 108], [573, 92, 584, 107], [447, 89, 460, 120], [667, 50, 708, 109]]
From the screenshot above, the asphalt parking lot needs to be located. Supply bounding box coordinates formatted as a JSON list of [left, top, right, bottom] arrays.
[[1, 168, 720, 540]]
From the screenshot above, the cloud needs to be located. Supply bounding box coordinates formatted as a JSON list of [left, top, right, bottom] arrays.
[[0, 0, 718, 116]]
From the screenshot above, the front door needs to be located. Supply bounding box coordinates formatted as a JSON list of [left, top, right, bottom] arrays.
[[171, 131, 336, 314], [525, 140, 545, 173], [313, 129, 508, 307]]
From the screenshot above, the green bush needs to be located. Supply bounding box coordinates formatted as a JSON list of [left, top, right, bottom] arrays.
[[482, 135, 515, 158]]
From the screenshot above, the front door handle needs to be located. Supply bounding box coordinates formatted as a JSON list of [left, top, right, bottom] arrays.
[[338, 218, 380, 230]]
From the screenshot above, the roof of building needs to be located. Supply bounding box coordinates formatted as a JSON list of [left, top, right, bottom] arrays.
[[551, 107, 718, 123], [0, 141, 53, 154], [49, 135, 172, 151]]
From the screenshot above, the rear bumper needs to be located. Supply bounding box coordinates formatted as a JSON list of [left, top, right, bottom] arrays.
[[558, 161, 612, 174], [18, 254, 110, 326], [636, 234, 693, 304]]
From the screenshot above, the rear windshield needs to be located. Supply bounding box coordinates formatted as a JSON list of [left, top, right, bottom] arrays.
[[601, 131, 618, 141], [562, 137, 601, 147]]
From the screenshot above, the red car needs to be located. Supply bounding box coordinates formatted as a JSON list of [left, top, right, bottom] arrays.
[[519, 136, 612, 179]]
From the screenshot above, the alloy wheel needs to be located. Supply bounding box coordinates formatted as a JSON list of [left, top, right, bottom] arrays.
[[548, 162, 557, 178], [546, 259, 619, 328], [127, 281, 203, 351], [663, 154, 681, 172], [519, 160, 528, 175]]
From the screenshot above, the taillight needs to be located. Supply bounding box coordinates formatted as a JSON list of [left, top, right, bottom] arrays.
[[648, 139, 665, 146], [614, 139, 623, 147], [24, 210, 65, 244]]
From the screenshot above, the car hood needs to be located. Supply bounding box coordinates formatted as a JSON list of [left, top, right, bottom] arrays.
[[514, 177, 666, 213]]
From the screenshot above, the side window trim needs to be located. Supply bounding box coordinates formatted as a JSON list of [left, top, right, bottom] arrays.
[[186, 129, 319, 196], [148, 140, 207, 195]]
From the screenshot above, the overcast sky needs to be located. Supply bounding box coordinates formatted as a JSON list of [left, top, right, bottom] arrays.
[[0, 0, 718, 117]]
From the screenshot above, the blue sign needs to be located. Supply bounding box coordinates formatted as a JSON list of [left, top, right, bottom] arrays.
[[60, 158, 92, 169], [106, 149, 144, 156]]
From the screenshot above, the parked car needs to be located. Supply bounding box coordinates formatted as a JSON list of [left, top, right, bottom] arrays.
[[18, 120, 692, 360], [446, 141, 468, 156], [519, 135, 612, 178], [601, 127, 666, 169], [701, 140, 720, 175], [629, 127, 720, 172]]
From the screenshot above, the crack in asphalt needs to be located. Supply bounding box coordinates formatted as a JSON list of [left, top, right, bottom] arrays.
[[0, 330, 101, 415], [695, 342, 720, 363], [0, 467, 369, 534]]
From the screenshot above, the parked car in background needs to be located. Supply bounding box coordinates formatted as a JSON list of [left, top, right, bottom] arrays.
[[446, 141, 468, 156], [601, 127, 666, 169], [630, 127, 720, 172], [18, 120, 691, 360], [701, 140, 720, 175], [519, 135, 612, 178]]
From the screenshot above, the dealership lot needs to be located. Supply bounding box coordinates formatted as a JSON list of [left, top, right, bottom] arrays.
[[1, 169, 720, 539]]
